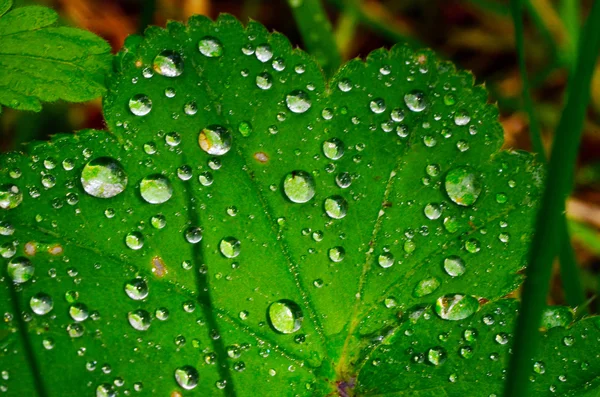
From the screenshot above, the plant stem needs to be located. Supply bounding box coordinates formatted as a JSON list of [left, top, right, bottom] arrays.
[[559, 0, 580, 69], [504, 2, 600, 396], [510, 0, 585, 312], [286, 0, 341, 78], [334, 0, 359, 60]]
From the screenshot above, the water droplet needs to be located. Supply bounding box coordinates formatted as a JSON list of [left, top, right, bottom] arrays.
[[30, 293, 53, 315], [7, 257, 34, 283], [199, 125, 232, 156], [378, 252, 394, 268], [155, 307, 169, 321], [69, 303, 89, 322], [153, 50, 184, 77], [283, 171, 315, 203], [454, 109, 471, 125], [445, 167, 482, 207], [129, 94, 152, 116], [369, 98, 386, 114], [0, 184, 22, 209], [185, 227, 203, 244], [255, 44, 273, 62], [426, 347, 447, 366], [96, 383, 116, 397], [465, 238, 480, 253], [563, 335, 574, 346], [435, 294, 479, 320], [199, 172, 213, 186], [165, 132, 181, 146], [125, 278, 148, 300], [128, 309, 151, 331], [256, 72, 272, 90], [219, 237, 241, 258], [323, 138, 345, 160], [184, 101, 198, 115], [285, 90, 311, 113], [125, 232, 144, 250], [424, 203, 442, 220], [328, 246, 345, 262], [140, 174, 173, 204], [413, 277, 440, 297], [335, 172, 352, 189], [533, 361, 546, 374], [338, 78, 352, 92], [175, 365, 199, 390], [267, 300, 303, 334], [324, 196, 348, 219], [198, 36, 223, 57], [404, 90, 427, 112], [238, 121, 253, 137], [443, 256, 465, 277], [495, 332, 509, 345], [81, 157, 127, 198], [151, 214, 167, 229], [67, 323, 84, 338]]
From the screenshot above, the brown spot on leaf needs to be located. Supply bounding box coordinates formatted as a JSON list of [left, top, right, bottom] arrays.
[[25, 242, 37, 256], [152, 256, 167, 278], [171, 392, 182, 397], [254, 152, 269, 163], [48, 245, 63, 256]]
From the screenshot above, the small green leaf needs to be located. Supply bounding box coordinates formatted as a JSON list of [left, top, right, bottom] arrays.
[[0, 3, 111, 112], [1, 14, 597, 396]]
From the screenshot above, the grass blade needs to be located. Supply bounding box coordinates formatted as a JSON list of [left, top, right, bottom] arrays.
[[504, 1, 600, 396]]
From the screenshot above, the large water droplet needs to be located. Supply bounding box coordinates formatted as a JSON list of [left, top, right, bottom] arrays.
[[255, 44, 273, 62], [129, 94, 152, 116], [445, 167, 482, 207], [199, 125, 232, 156], [435, 294, 479, 320], [256, 72, 273, 90], [443, 256, 465, 277], [323, 138, 345, 160], [0, 184, 23, 209], [378, 252, 394, 268], [140, 174, 173, 204], [198, 36, 223, 57], [125, 278, 149, 300], [404, 90, 427, 112], [175, 366, 199, 390], [285, 90, 311, 114], [128, 309, 151, 331], [81, 157, 127, 198], [153, 50, 184, 77], [267, 300, 303, 334], [324, 196, 348, 219], [219, 237, 241, 258], [283, 171, 315, 203], [30, 292, 53, 315], [7, 257, 34, 283]]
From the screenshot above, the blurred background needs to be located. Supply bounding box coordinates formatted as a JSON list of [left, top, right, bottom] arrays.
[[0, 0, 598, 310]]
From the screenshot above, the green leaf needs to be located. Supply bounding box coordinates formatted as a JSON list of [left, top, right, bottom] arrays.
[[357, 300, 600, 396], [0, 14, 595, 396], [0, 2, 111, 113]]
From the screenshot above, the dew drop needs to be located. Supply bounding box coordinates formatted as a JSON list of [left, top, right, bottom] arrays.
[[124, 278, 149, 300], [335, 172, 352, 189], [443, 256, 465, 277], [404, 90, 427, 112], [129, 94, 152, 116], [337, 78, 352, 92], [424, 203, 442, 220], [185, 227, 203, 244], [285, 90, 311, 113], [283, 171, 315, 203], [328, 246, 345, 262], [324, 196, 348, 219], [445, 167, 482, 207], [0, 184, 23, 209], [219, 237, 241, 258], [267, 299, 303, 334], [140, 174, 173, 204], [413, 277, 440, 297], [198, 36, 223, 57], [378, 252, 394, 268], [7, 257, 34, 283], [323, 138, 345, 160], [256, 72, 272, 90], [153, 50, 184, 77], [255, 44, 273, 62], [426, 347, 447, 366], [128, 309, 151, 331], [199, 125, 232, 156], [369, 98, 386, 114], [81, 157, 127, 198], [454, 109, 471, 125], [69, 303, 89, 322], [30, 292, 53, 315], [125, 232, 144, 250], [435, 294, 479, 320]]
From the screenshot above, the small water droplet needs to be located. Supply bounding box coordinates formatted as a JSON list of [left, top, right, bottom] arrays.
[[175, 365, 199, 390], [443, 256, 465, 277], [128, 309, 151, 331], [267, 299, 303, 334], [219, 237, 241, 258], [323, 138, 345, 160], [424, 203, 442, 220], [30, 292, 53, 315], [255, 44, 273, 62], [533, 361, 546, 374], [369, 98, 386, 114], [69, 303, 89, 322], [0, 184, 23, 209], [124, 278, 148, 300], [324, 196, 348, 219], [153, 50, 184, 77], [125, 232, 144, 250], [283, 171, 315, 203], [285, 90, 311, 113], [198, 36, 223, 57], [378, 252, 394, 268], [199, 125, 232, 156], [328, 246, 345, 262], [256, 72, 273, 90], [185, 227, 203, 244], [404, 90, 427, 112], [435, 294, 479, 320], [140, 174, 173, 204], [7, 257, 34, 283], [426, 347, 447, 366], [413, 277, 440, 297], [129, 94, 152, 116], [337, 78, 352, 92]]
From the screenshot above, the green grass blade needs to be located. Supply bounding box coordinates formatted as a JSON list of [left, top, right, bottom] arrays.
[[559, 0, 580, 68], [504, 1, 600, 396], [510, 0, 585, 312], [287, 0, 341, 77]]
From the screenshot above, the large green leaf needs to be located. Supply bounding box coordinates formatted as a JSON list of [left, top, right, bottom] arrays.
[[1, 14, 597, 396], [0, 0, 111, 113]]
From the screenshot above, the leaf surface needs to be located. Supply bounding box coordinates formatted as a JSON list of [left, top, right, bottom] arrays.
[[0, 1, 111, 112], [1, 14, 596, 397]]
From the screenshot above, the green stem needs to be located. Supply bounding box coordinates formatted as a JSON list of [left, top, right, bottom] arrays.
[[510, 0, 585, 311], [334, 0, 359, 60], [287, 0, 341, 78], [504, 2, 600, 396], [559, 0, 580, 69]]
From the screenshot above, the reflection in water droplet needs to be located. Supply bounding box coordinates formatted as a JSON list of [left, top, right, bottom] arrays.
[[445, 167, 482, 207], [267, 300, 303, 334], [128, 309, 151, 331], [69, 303, 89, 322], [328, 246, 345, 262], [285, 90, 311, 114], [185, 227, 203, 244], [0, 184, 23, 209], [465, 238, 480, 253], [140, 174, 173, 204], [378, 252, 394, 268], [30, 292, 53, 315], [199, 125, 232, 156], [255, 44, 273, 62], [324, 196, 348, 219], [369, 98, 386, 114], [198, 36, 223, 57], [424, 203, 442, 220], [7, 257, 34, 283], [153, 50, 184, 77], [256, 72, 272, 90], [404, 90, 427, 112], [125, 278, 149, 300], [175, 365, 200, 390], [338, 78, 352, 92], [67, 323, 84, 338], [323, 138, 345, 160], [335, 172, 352, 189], [454, 109, 471, 125], [443, 256, 465, 277], [125, 232, 144, 250], [81, 157, 127, 198], [219, 237, 241, 258], [435, 294, 479, 320], [426, 347, 447, 366], [129, 94, 152, 116], [283, 171, 315, 203]]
